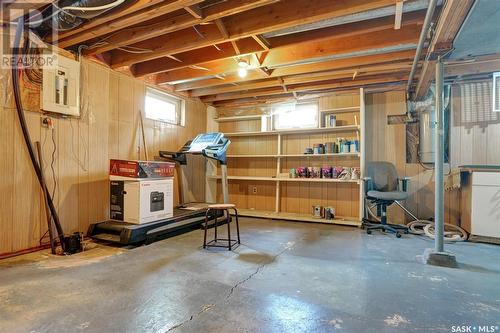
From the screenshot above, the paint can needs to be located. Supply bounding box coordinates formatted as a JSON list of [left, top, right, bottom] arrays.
[[296, 167, 308, 178], [307, 166, 314, 178], [324, 207, 335, 220], [311, 167, 321, 178], [312, 205, 323, 218], [351, 167, 360, 180], [321, 167, 332, 178], [333, 166, 343, 178]]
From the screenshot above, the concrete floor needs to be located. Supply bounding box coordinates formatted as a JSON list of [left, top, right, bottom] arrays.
[[1, 217, 500, 333]]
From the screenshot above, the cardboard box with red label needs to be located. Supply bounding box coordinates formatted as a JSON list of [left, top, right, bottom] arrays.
[[109, 159, 175, 179]]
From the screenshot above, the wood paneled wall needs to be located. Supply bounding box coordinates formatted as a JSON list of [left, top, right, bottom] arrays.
[[366, 81, 500, 225], [0, 59, 206, 254]]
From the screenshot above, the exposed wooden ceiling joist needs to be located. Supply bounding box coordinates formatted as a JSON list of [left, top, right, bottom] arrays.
[[83, 0, 277, 56], [54, 0, 204, 48], [202, 73, 409, 102], [172, 50, 417, 91], [444, 53, 500, 77], [108, 0, 405, 68], [155, 23, 421, 84], [184, 4, 203, 19], [133, 10, 425, 77], [189, 62, 413, 97]]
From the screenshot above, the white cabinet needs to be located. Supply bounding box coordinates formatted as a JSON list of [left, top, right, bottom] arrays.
[[461, 168, 500, 242]]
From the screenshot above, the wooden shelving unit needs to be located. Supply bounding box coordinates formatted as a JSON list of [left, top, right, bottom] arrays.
[[227, 153, 360, 158], [208, 175, 360, 184], [207, 89, 366, 227], [224, 125, 359, 137]]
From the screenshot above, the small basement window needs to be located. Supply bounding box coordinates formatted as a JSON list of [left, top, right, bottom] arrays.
[[145, 87, 184, 125], [273, 102, 318, 130]]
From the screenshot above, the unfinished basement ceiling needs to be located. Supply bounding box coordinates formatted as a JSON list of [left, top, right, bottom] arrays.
[[38, 0, 436, 107]]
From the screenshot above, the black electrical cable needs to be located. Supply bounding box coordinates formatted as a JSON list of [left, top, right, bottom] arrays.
[[11, 18, 66, 251]]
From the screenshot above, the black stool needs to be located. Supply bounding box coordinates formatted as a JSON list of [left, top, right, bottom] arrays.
[[203, 204, 240, 250]]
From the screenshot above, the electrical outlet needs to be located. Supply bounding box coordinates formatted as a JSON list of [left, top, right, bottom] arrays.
[[41, 116, 54, 129], [252, 186, 257, 194]]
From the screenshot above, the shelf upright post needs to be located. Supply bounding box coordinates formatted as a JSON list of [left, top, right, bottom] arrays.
[[359, 88, 366, 221], [275, 134, 282, 212]]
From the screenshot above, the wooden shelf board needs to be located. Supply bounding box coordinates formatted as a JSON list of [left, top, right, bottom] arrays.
[[227, 154, 278, 158], [224, 125, 360, 137], [320, 106, 360, 114], [208, 175, 360, 184], [235, 209, 361, 227], [214, 115, 262, 122], [279, 153, 360, 158], [227, 153, 360, 158]]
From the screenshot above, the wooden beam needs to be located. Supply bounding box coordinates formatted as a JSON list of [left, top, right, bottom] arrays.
[[184, 4, 203, 19], [415, 0, 474, 98], [189, 63, 413, 97], [155, 24, 420, 83], [201, 73, 409, 102], [84, 0, 277, 55], [108, 0, 405, 68], [394, 1, 404, 29], [231, 41, 241, 55], [136, 11, 424, 77], [444, 54, 500, 77], [55, 0, 204, 48], [50, 0, 163, 42], [214, 18, 240, 55], [172, 50, 416, 90], [269, 10, 425, 48], [132, 39, 262, 77], [252, 35, 270, 50]]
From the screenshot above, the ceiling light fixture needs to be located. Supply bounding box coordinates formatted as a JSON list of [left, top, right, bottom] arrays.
[[237, 59, 248, 78]]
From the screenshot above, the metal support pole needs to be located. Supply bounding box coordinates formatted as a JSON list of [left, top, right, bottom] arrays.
[[420, 57, 457, 267], [434, 56, 445, 253]]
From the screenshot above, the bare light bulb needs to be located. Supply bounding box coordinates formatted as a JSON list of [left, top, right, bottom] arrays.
[[238, 67, 247, 78]]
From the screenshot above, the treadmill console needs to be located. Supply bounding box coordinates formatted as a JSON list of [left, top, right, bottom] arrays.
[[188, 132, 224, 153], [159, 132, 230, 164]]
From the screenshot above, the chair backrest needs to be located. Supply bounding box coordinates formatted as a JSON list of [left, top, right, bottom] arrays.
[[366, 161, 399, 192]]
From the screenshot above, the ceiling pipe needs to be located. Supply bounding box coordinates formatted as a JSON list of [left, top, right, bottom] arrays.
[[406, 0, 438, 100]]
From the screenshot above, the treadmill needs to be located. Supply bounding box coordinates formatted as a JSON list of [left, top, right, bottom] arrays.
[[88, 132, 230, 245]]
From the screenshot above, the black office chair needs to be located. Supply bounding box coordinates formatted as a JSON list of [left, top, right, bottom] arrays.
[[362, 161, 410, 238]]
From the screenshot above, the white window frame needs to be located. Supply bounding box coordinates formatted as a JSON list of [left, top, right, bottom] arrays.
[[493, 72, 500, 112], [145, 87, 185, 125], [272, 101, 319, 130]]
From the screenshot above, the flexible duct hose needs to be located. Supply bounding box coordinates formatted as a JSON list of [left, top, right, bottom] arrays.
[[32, 0, 129, 31], [11, 19, 66, 250], [365, 202, 467, 242]]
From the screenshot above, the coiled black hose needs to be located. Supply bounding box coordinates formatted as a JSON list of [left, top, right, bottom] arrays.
[[11, 18, 66, 251]]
